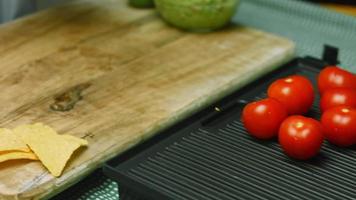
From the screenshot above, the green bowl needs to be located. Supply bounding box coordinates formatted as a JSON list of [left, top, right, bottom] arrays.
[[154, 0, 240, 32]]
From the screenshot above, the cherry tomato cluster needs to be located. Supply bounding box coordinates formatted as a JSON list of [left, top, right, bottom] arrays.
[[242, 66, 356, 160]]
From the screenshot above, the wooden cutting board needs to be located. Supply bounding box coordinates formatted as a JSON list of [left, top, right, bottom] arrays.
[[0, 0, 295, 199]]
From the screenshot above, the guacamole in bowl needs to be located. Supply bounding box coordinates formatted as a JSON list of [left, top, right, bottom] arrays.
[[154, 0, 240, 31]]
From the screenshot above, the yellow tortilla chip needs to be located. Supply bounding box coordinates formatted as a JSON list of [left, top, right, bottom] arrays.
[[14, 123, 87, 177], [0, 151, 38, 163], [0, 128, 30, 153]]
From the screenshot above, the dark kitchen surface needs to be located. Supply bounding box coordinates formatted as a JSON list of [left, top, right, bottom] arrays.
[[52, 0, 356, 199]]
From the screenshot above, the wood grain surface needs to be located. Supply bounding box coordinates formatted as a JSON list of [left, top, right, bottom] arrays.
[[0, 0, 295, 199]]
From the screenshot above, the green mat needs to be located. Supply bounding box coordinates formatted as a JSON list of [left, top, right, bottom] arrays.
[[236, 0, 356, 71], [52, 0, 356, 199]]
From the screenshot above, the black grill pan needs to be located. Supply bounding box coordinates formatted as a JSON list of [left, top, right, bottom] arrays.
[[104, 49, 356, 200]]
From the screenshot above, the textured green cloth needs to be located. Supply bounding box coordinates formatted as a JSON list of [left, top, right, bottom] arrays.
[[76, 179, 119, 200], [235, 0, 356, 71], [52, 0, 356, 199]]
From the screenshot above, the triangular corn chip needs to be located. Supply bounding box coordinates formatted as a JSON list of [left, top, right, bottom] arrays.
[[0, 151, 38, 163], [0, 128, 30, 153], [14, 123, 87, 177]]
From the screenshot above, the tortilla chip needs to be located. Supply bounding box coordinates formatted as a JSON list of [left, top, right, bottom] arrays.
[[0, 128, 30, 153], [14, 123, 87, 177], [0, 151, 38, 163]]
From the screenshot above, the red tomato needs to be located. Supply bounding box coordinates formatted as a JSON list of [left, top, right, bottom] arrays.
[[279, 116, 324, 160], [320, 88, 356, 113], [321, 106, 356, 147], [242, 98, 288, 139], [267, 75, 315, 115], [318, 66, 356, 94]]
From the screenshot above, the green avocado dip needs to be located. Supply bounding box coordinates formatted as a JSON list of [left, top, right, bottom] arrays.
[[154, 0, 240, 31]]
